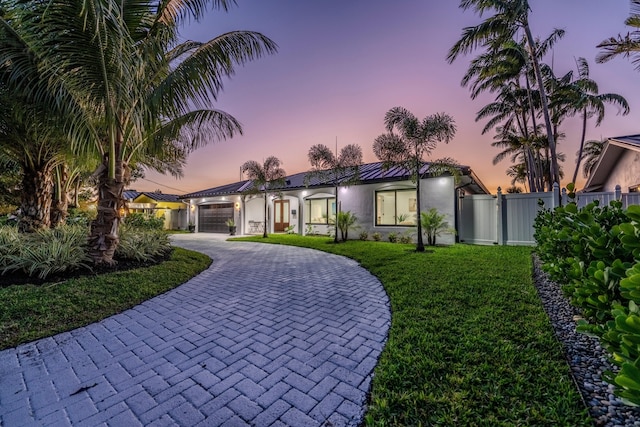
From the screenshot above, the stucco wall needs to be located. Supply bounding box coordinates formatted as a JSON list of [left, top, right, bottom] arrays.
[[603, 150, 640, 192]]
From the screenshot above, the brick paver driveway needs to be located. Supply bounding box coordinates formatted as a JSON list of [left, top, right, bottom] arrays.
[[0, 234, 390, 426]]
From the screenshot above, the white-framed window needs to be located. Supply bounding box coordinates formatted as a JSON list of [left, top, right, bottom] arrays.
[[304, 198, 336, 224], [376, 189, 417, 226]]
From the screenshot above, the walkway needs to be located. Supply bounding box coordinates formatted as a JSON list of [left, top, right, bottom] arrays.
[[0, 234, 390, 426]]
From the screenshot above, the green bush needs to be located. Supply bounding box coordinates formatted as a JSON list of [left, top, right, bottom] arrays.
[[329, 210, 360, 241], [116, 224, 171, 262], [359, 231, 369, 241], [1, 225, 90, 279], [535, 201, 640, 405], [388, 232, 397, 243], [372, 232, 381, 241], [420, 208, 455, 246], [123, 212, 164, 230]]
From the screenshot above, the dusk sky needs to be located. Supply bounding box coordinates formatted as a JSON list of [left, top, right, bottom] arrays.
[[138, 0, 640, 195]]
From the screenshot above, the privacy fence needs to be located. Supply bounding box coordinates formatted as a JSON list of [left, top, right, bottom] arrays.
[[458, 184, 640, 246]]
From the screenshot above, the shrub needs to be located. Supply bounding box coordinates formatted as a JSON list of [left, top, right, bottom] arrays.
[[116, 225, 171, 262], [123, 212, 164, 230], [399, 232, 413, 244], [372, 232, 381, 241], [66, 207, 96, 226], [329, 210, 360, 241], [1, 225, 91, 279], [535, 201, 640, 405], [359, 231, 369, 241], [388, 232, 397, 243], [420, 208, 455, 246]]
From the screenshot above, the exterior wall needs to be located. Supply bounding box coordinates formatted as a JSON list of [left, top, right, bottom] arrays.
[[336, 176, 456, 244], [603, 150, 640, 192], [128, 195, 188, 230]]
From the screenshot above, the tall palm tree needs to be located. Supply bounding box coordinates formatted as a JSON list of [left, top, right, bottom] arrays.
[[448, 0, 562, 187], [241, 157, 286, 238], [306, 143, 363, 243], [556, 58, 629, 186], [597, 1, 640, 70], [0, 0, 277, 264], [373, 107, 457, 252]]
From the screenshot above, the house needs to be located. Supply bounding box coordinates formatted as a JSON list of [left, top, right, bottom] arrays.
[[123, 190, 188, 229], [583, 134, 640, 193], [180, 161, 488, 243]]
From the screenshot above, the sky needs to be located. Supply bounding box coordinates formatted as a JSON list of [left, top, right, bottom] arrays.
[[136, 0, 640, 195]]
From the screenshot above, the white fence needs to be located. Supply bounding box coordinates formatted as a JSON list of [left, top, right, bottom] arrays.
[[458, 184, 640, 246]]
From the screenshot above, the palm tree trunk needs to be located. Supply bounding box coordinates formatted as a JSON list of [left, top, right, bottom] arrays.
[[18, 165, 54, 232], [88, 154, 126, 265], [263, 192, 268, 238], [50, 165, 69, 228], [571, 109, 588, 186], [416, 159, 425, 252], [334, 184, 339, 243], [524, 22, 560, 187]]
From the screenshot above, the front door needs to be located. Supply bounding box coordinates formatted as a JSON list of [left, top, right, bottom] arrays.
[[274, 200, 290, 232]]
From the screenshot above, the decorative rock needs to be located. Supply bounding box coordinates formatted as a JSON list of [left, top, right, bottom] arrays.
[[533, 257, 640, 427]]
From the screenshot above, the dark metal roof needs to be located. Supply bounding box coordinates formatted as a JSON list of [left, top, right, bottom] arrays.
[[180, 161, 489, 199], [181, 180, 253, 199], [123, 190, 140, 201]]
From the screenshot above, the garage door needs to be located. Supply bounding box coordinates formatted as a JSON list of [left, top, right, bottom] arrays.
[[198, 203, 234, 232]]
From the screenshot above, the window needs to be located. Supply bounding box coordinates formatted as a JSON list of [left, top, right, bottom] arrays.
[[376, 189, 417, 226], [304, 198, 336, 224]]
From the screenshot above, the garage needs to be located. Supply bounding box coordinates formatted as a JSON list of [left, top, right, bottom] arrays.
[[198, 203, 234, 232]]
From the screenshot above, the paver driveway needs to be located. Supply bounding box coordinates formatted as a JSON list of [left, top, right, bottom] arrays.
[[0, 234, 390, 426]]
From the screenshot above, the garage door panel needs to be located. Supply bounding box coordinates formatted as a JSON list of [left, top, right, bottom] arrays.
[[198, 203, 233, 232]]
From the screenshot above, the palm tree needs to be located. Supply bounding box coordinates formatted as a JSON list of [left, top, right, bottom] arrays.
[[0, 0, 277, 264], [556, 58, 629, 186], [581, 139, 607, 180], [373, 107, 457, 252], [448, 0, 561, 187], [306, 143, 363, 243], [241, 157, 286, 238], [597, 1, 640, 70]]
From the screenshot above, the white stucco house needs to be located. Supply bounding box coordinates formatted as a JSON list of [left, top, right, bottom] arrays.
[[180, 161, 489, 244], [583, 134, 640, 193]]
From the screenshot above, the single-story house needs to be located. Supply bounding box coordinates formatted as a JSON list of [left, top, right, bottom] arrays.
[[123, 190, 188, 229], [180, 161, 488, 244], [583, 134, 640, 193]]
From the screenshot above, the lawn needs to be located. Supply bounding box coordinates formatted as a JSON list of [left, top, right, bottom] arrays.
[[0, 247, 211, 350], [235, 235, 591, 426]]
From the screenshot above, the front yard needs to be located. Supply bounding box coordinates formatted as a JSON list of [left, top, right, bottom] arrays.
[[237, 235, 590, 426]]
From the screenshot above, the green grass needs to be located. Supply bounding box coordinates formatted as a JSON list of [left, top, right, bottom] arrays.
[[0, 247, 211, 350], [234, 235, 591, 426]]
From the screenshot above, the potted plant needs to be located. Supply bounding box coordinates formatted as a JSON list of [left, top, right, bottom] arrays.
[[188, 221, 195, 233], [225, 218, 236, 235]]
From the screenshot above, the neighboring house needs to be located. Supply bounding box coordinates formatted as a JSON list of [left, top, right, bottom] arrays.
[[584, 134, 640, 193], [180, 161, 488, 243], [124, 190, 188, 230]]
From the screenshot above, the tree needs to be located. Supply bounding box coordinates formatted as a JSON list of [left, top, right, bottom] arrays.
[[449, 0, 562, 187], [0, 0, 277, 264], [373, 107, 457, 252], [556, 58, 629, 186], [420, 208, 455, 246], [306, 143, 363, 243], [241, 157, 286, 238], [597, 1, 640, 70]]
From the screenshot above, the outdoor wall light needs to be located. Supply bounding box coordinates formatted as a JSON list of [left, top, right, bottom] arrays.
[[235, 202, 240, 210], [302, 190, 308, 197]]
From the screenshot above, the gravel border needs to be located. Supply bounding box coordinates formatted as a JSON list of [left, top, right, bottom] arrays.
[[532, 256, 640, 426]]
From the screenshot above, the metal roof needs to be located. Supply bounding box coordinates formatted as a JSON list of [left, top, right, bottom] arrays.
[[124, 190, 184, 203], [180, 161, 489, 199]]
